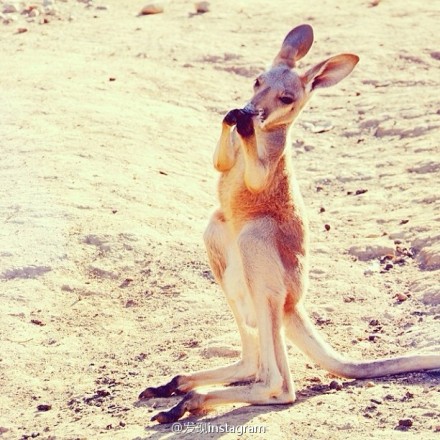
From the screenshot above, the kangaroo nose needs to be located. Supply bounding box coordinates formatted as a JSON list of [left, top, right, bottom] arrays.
[[242, 103, 258, 115]]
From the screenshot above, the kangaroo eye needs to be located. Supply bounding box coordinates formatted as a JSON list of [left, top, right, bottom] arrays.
[[254, 79, 260, 88], [279, 96, 294, 105]]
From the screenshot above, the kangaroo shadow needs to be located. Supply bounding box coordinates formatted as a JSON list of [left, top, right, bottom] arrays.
[[133, 371, 440, 440]]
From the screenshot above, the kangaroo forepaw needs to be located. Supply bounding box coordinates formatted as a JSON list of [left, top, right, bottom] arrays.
[[236, 111, 254, 138], [223, 108, 242, 126], [139, 375, 184, 399]]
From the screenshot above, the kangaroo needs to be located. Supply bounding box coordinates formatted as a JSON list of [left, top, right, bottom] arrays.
[[140, 24, 440, 424]]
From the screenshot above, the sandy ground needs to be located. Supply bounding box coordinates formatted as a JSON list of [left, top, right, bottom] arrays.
[[1, 0, 439, 439]]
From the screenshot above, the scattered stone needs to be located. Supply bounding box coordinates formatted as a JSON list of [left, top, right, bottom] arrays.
[[31, 319, 46, 326], [431, 51, 440, 60], [17, 26, 28, 33], [21, 432, 41, 439], [398, 418, 413, 428], [96, 5, 109, 10], [119, 278, 134, 288], [324, 224, 331, 231], [354, 188, 368, 195], [416, 244, 440, 270], [125, 299, 137, 308], [195, 1, 210, 13], [139, 3, 164, 15], [29, 9, 40, 17], [395, 292, 408, 302], [329, 380, 343, 390], [2, 3, 19, 13], [365, 381, 375, 388], [349, 243, 395, 261], [37, 404, 52, 411], [370, 398, 382, 405]]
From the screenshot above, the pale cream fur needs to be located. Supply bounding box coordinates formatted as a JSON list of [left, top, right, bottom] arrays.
[[140, 24, 440, 424]]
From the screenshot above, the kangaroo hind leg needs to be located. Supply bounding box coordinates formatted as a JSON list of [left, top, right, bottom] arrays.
[[139, 210, 258, 401]]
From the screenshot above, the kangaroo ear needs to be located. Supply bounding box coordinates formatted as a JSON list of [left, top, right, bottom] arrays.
[[302, 54, 359, 92], [272, 24, 314, 68]]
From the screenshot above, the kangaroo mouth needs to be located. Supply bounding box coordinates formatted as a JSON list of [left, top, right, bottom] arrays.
[[257, 108, 266, 122], [242, 105, 266, 124]]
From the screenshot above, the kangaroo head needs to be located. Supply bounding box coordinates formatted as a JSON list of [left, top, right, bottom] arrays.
[[245, 24, 359, 131]]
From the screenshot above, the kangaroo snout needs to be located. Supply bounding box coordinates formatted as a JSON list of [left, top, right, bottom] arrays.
[[242, 104, 259, 116]]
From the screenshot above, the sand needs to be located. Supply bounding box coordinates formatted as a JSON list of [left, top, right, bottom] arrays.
[[0, 0, 439, 438]]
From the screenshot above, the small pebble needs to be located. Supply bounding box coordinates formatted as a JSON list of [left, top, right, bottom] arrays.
[[324, 224, 331, 231], [355, 188, 368, 195], [398, 418, 413, 428], [17, 27, 28, 33], [395, 292, 408, 302], [365, 381, 375, 388], [37, 404, 52, 411], [329, 380, 343, 391], [139, 3, 164, 15], [194, 1, 210, 13]]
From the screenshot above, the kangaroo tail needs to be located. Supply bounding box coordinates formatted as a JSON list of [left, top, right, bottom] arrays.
[[285, 305, 440, 379]]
